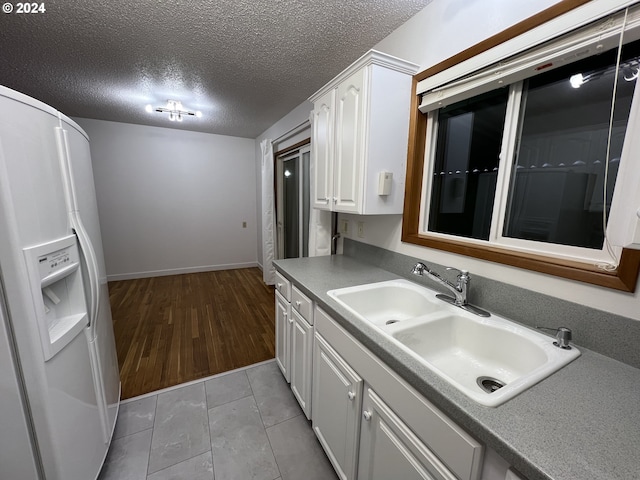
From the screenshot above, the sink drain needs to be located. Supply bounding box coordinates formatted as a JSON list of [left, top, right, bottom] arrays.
[[477, 376, 506, 393], [385, 319, 400, 325]]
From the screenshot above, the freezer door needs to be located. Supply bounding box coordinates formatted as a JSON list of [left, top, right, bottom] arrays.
[[0, 292, 42, 480], [0, 86, 109, 480]]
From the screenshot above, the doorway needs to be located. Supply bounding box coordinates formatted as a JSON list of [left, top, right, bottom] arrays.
[[276, 144, 310, 259]]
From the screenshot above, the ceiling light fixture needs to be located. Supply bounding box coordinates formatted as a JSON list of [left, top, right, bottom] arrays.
[[145, 100, 202, 122]]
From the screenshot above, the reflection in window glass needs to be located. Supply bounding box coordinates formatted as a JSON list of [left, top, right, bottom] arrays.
[[504, 41, 639, 249], [429, 89, 508, 240]]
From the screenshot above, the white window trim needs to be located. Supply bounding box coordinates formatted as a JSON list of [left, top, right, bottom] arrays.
[[416, 0, 640, 98]]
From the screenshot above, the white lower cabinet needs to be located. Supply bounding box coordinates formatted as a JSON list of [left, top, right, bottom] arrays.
[[313, 306, 484, 480], [291, 308, 313, 419], [312, 333, 363, 480], [275, 277, 315, 417], [358, 387, 458, 480], [275, 290, 292, 382], [276, 278, 524, 480]]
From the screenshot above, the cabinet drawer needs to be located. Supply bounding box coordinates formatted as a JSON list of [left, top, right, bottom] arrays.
[[275, 271, 291, 301], [291, 286, 313, 324]]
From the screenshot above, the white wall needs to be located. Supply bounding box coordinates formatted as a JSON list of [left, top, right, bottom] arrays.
[[76, 118, 257, 280], [373, 0, 561, 67], [336, 0, 640, 321], [255, 0, 640, 320]]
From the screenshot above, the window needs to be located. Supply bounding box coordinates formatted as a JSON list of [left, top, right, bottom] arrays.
[[403, 2, 640, 291], [428, 89, 508, 241]]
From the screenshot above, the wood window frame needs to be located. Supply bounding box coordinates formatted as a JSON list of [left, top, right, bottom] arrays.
[[401, 0, 640, 292]]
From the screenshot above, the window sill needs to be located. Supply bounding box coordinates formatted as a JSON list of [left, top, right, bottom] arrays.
[[401, 231, 640, 292]]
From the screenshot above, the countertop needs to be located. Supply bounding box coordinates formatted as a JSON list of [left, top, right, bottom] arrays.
[[273, 255, 640, 480]]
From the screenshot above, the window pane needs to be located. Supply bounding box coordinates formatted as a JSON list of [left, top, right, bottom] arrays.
[[504, 41, 639, 249], [428, 89, 508, 240], [283, 158, 299, 258]]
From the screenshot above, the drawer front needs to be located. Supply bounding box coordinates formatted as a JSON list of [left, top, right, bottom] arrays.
[[275, 271, 291, 301], [291, 286, 313, 324]]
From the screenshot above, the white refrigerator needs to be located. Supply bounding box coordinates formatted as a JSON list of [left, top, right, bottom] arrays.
[[0, 85, 120, 480]]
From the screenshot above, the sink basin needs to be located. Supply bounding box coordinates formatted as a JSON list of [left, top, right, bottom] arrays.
[[327, 279, 442, 327], [327, 280, 580, 407], [388, 312, 580, 406]]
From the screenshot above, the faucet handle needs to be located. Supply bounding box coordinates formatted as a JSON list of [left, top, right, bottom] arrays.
[[446, 267, 469, 277]]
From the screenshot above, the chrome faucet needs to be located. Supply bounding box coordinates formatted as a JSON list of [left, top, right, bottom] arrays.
[[411, 262, 490, 317]]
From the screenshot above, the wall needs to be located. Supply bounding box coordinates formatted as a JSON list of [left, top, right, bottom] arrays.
[[257, 0, 640, 320], [342, 0, 640, 321], [254, 100, 313, 268], [372, 0, 562, 67], [76, 118, 257, 280]]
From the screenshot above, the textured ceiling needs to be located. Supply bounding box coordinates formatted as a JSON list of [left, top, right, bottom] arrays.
[[0, 0, 432, 138]]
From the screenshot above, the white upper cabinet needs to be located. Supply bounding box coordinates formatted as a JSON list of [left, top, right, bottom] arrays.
[[312, 89, 335, 210], [310, 50, 418, 214]]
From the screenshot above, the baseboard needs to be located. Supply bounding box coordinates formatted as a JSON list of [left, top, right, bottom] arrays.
[[107, 261, 259, 281]]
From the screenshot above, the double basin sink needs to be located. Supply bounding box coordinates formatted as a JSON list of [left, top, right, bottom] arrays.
[[327, 279, 580, 407]]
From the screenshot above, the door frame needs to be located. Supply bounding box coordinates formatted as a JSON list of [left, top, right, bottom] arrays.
[[274, 139, 311, 259]]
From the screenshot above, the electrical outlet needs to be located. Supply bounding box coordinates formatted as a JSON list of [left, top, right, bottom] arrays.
[[357, 221, 365, 238], [340, 220, 349, 235], [242, 221, 247, 228]]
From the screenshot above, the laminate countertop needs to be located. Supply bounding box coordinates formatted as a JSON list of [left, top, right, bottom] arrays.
[[273, 255, 640, 480]]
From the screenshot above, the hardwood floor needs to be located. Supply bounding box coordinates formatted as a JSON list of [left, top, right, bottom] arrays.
[[108, 268, 275, 399]]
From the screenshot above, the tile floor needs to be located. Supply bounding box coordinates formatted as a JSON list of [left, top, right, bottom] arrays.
[[99, 360, 338, 480]]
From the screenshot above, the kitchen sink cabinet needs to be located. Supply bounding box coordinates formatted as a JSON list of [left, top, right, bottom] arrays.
[[313, 305, 484, 480], [358, 387, 458, 480]]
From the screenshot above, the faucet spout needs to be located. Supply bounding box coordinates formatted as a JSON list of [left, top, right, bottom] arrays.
[[411, 262, 465, 305], [410, 262, 490, 317]]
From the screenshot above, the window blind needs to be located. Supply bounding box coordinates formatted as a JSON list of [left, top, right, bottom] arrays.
[[418, 3, 640, 113]]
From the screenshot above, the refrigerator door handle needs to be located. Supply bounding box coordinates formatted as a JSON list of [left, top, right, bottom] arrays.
[[71, 214, 100, 334], [55, 127, 100, 335]]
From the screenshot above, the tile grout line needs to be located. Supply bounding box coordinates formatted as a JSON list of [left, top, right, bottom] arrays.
[[264, 416, 285, 480], [144, 393, 159, 478], [264, 412, 304, 430], [245, 366, 283, 480], [146, 384, 212, 478], [204, 380, 215, 480]]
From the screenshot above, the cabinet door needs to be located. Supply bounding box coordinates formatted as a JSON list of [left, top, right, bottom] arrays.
[[275, 291, 291, 382], [312, 89, 335, 210], [334, 67, 367, 213], [358, 388, 457, 480], [291, 309, 313, 419], [313, 332, 363, 480]]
